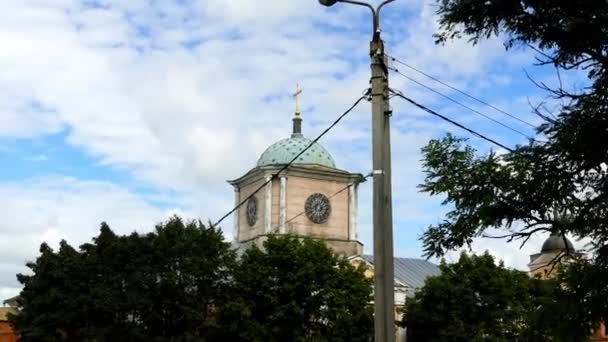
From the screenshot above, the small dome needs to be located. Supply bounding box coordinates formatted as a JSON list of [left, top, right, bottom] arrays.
[[541, 233, 575, 253], [257, 135, 336, 168]]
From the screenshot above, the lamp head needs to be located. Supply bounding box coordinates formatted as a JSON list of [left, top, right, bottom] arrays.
[[318, 0, 338, 6]]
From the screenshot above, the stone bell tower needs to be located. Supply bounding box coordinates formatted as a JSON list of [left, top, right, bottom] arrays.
[[228, 87, 364, 256]]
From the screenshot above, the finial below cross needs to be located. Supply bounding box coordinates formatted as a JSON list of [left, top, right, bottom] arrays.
[[293, 83, 302, 117]]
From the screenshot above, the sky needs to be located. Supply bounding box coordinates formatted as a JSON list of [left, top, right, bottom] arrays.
[[0, 0, 588, 299]]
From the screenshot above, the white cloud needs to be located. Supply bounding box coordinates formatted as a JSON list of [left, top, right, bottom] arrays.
[[0, 287, 21, 303], [0, 176, 179, 289], [0, 92, 63, 138]]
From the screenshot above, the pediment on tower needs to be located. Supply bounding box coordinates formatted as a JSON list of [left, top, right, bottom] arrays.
[[227, 164, 365, 188]]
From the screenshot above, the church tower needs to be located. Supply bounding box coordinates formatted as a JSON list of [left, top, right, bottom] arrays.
[[228, 89, 364, 256], [528, 232, 576, 278]]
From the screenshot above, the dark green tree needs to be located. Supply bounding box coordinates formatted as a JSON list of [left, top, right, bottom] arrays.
[[217, 236, 373, 342], [10, 216, 235, 341], [417, 0, 608, 337], [403, 252, 558, 342], [137, 217, 236, 339], [8, 240, 90, 341], [545, 258, 608, 341]]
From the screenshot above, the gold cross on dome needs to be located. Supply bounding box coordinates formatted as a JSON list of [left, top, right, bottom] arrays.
[[293, 83, 302, 116]]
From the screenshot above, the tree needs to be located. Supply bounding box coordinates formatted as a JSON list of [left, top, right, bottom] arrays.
[[10, 216, 235, 341], [216, 236, 373, 342], [417, 0, 608, 336], [403, 252, 558, 342], [10, 221, 374, 342], [546, 258, 608, 341]]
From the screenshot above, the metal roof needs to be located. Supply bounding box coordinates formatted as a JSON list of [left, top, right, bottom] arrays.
[[2, 295, 18, 307], [257, 135, 336, 168], [361, 255, 440, 289], [541, 233, 575, 253]]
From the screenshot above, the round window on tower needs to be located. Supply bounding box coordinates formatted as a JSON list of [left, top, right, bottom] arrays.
[[304, 193, 331, 224]]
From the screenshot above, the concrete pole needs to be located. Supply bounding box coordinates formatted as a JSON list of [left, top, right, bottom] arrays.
[[317, 2, 396, 340], [371, 35, 395, 342]]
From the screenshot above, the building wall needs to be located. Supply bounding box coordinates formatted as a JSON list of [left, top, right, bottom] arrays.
[[0, 321, 17, 342], [285, 175, 349, 240], [271, 179, 281, 228], [528, 252, 563, 279], [230, 162, 366, 256], [591, 321, 608, 341], [237, 178, 267, 242]]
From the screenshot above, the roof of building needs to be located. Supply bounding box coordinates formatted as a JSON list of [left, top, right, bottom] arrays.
[[2, 295, 19, 308], [541, 232, 575, 253], [256, 104, 337, 169], [361, 255, 440, 288], [257, 135, 336, 168]]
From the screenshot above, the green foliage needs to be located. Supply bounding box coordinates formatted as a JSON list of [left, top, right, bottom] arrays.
[[419, 135, 584, 258], [403, 252, 559, 342], [435, 0, 608, 81], [545, 258, 608, 341], [217, 236, 373, 342], [9, 220, 373, 342], [419, 0, 608, 337], [10, 216, 235, 341]]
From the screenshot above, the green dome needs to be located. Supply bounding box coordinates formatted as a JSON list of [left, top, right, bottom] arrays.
[[257, 135, 336, 168]]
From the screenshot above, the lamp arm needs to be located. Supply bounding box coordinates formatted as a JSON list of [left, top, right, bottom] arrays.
[[377, 0, 397, 15], [337, 0, 377, 35], [376, 0, 396, 33], [333, 0, 397, 40]]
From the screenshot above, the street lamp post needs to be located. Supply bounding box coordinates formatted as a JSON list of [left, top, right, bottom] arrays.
[[318, 1, 396, 341]]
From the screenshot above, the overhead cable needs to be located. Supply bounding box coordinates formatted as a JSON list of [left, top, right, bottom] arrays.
[[386, 54, 537, 128], [389, 66, 536, 141], [391, 90, 515, 152]]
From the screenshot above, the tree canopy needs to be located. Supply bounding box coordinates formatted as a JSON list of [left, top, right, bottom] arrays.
[[403, 252, 558, 342], [419, 0, 608, 334], [217, 236, 373, 342], [9, 218, 373, 342], [10, 216, 235, 341], [425, 0, 608, 259]]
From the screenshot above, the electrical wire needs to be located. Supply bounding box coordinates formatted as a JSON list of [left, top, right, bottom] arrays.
[[391, 90, 515, 152], [389, 66, 536, 141], [386, 53, 537, 128], [210, 93, 369, 228]]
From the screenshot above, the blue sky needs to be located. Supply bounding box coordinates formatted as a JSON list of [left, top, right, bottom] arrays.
[[0, 0, 587, 298]]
